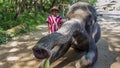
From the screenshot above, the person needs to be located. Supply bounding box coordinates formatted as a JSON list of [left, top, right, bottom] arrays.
[[46, 6, 63, 34]]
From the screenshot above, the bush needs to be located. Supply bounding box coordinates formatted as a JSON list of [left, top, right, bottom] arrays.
[[0, 28, 10, 44], [88, 0, 96, 5]]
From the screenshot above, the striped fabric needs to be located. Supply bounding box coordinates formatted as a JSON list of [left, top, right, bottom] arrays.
[[46, 15, 62, 33]]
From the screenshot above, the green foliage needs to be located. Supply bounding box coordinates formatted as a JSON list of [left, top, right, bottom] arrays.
[[44, 58, 50, 68], [0, 0, 97, 44], [0, 28, 10, 44], [88, 0, 96, 5], [0, 11, 47, 44], [0, 0, 47, 44], [17, 12, 47, 32], [0, 0, 16, 30]]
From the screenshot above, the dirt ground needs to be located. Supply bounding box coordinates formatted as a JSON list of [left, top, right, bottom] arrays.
[[0, 15, 120, 68]]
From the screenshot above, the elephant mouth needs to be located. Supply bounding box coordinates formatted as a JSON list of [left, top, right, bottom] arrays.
[[32, 46, 51, 59]]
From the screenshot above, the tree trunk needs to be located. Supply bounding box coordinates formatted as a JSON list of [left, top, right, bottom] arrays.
[[14, 0, 23, 20]]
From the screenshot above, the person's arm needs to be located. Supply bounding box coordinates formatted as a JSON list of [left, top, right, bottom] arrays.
[[58, 22, 62, 28], [58, 17, 63, 28]]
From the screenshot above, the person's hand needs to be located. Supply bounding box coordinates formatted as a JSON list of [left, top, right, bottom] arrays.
[[58, 22, 63, 28]]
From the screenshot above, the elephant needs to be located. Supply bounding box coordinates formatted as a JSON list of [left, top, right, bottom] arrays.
[[32, 2, 101, 68]]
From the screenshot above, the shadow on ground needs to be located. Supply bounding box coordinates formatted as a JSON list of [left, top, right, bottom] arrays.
[[0, 15, 120, 68], [0, 25, 48, 68]]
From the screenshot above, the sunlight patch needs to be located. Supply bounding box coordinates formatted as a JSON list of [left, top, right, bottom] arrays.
[[115, 48, 120, 52], [42, 32, 48, 35], [23, 35, 30, 40], [9, 48, 19, 52], [108, 45, 120, 52], [10, 41, 18, 47], [27, 46, 33, 49], [35, 38, 39, 40], [111, 57, 120, 68], [108, 45, 113, 51], [0, 62, 4, 66], [110, 62, 120, 68], [7, 56, 20, 61], [27, 60, 36, 66]]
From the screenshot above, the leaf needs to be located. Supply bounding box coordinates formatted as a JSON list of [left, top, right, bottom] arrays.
[[44, 58, 50, 68]]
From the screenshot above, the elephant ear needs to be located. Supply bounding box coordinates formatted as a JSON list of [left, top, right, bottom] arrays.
[[85, 5, 97, 27], [67, 12, 73, 19]]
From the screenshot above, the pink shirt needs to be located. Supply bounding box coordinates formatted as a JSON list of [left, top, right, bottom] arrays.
[[46, 15, 62, 33]]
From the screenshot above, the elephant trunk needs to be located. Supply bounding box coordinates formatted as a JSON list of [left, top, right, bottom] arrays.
[[32, 45, 51, 59]]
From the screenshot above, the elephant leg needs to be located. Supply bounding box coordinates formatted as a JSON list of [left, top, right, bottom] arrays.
[[75, 41, 98, 68], [76, 26, 98, 68]]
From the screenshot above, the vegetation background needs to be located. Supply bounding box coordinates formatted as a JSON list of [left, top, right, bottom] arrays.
[[0, 0, 96, 44]]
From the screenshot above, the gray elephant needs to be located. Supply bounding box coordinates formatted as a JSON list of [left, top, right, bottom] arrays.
[[32, 2, 101, 68]]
